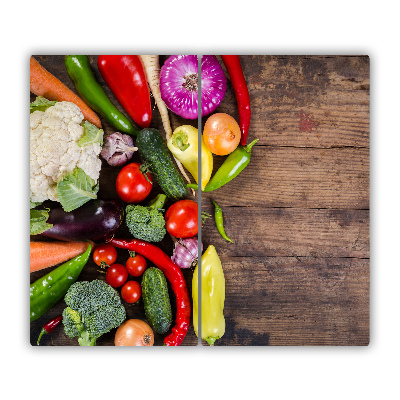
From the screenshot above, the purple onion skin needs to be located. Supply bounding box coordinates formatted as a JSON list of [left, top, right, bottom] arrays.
[[171, 237, 203, 269], [201, 55, 227, 117], [160, 55, 226, 120]]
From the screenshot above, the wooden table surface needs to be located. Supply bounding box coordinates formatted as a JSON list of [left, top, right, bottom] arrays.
[[30, 55, 369, 346]]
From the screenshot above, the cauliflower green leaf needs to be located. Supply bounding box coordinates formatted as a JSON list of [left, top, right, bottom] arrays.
[[57, 168, 98, 212], [79, 121, 104, 147], [30, 96, 57, 113], [30, 208, 53, 235]]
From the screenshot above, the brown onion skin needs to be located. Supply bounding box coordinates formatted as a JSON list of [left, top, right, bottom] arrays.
[[114, 319, 154, 346]]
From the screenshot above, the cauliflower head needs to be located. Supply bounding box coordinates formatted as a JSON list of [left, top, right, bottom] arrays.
[[30, 101, 102, 203]]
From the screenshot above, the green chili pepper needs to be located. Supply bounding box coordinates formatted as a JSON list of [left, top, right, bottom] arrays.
[[65, 55, 138, 135], [188, 139, 258, 192], [30, 244, 92, 322], [212, 200, 233, 243]]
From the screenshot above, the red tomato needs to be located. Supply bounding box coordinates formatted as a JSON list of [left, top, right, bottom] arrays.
[[106, 264, 128, 288], [203, 113, 241, 155], [126, 254, 147, 277], [165, 200, 198, 238], [121, 281, 142, 304], [116, 163, 152, 203], [93, 244, 117, 267]]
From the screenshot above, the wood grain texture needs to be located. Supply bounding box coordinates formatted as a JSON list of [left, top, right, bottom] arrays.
[[201, 55, 369, 346], [214, 256, 369, 346], [204, 146, 369, 209]]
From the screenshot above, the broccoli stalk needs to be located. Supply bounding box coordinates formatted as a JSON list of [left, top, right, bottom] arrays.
[[62, 280, 126, 346], [125, 194, 167, 242]]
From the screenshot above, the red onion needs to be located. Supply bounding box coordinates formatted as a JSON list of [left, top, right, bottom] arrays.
[[160, 55, 226, 120], [171, 237, 203, 269], [101, 132, 138, 166]]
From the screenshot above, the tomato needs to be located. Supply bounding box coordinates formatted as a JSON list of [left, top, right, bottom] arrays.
[[165, 200, 198, 238], [121, 281, 142, 304], [106, 264, 128, 288], [126, 253, 147, 277], [116, 163, 153, 203], [93, 244, 117, 267], [203, 113, 241, 155]]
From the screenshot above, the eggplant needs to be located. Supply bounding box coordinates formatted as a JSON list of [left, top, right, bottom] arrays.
[[41, 199, 124, 242]]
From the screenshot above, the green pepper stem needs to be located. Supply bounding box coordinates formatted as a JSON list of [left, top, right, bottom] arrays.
[[172, 131, 190, 152], [205, 336, 219, 345], [244, 138, 259, 153], [187, 183, 198, 190], [37, 328, 46, 345]]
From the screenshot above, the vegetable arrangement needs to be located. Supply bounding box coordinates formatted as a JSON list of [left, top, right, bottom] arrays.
[[30, 54, 255, 347]]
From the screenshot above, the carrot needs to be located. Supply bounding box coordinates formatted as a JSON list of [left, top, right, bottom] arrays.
[[30, 57, 102, 128], [139, 55, 194, 193], [30, 241, 91, 273]]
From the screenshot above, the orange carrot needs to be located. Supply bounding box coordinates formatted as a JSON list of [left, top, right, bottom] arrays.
[[30, 241, 91, 273], [30, 57, 102, 128]]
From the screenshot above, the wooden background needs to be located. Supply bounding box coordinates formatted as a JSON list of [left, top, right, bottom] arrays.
[[202, 55, 369, 345], [30, 55, 369, 346]]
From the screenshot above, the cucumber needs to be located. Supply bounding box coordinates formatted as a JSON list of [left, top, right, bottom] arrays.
[[136, 128, 187, 201], [141, 267, 172, 334]]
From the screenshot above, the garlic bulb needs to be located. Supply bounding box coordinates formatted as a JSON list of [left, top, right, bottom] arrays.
[[171, 237, 202, 269], [101, 132, 138, 166]]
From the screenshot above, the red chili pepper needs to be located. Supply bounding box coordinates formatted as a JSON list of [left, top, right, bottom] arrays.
[[37, 315, 63, 345], [110, 238, 190, 346], [220, 55, 251, 146], [97, 55, 152, 128]]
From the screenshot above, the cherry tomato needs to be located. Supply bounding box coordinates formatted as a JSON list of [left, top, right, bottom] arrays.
[[203, 113, 241, 156], [116, 163, 153, 203], [106, 264, 128, 288], [93, 244, 117, 267], [126, 253, 147, 277], [165, 200, 198, 238], [121, 281, 142, 304]]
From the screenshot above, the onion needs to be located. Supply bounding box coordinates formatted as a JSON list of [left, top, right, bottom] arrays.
[[171, 237, 202, 269], [160, 55, 226, 119], [114, 319, 154, 346], [101, 132, 138, 166]]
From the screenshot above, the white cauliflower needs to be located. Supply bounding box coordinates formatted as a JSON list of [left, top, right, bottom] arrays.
[[30, 101, 102, 204]]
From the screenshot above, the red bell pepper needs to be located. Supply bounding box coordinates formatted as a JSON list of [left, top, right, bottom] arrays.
[[221, 55, 251, 146], [97, 55, 152, 128]]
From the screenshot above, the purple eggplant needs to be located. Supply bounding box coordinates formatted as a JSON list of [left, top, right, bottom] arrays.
[[41, 200, 124, 242]]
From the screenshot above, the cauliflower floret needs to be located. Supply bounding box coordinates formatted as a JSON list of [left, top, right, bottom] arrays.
[[30, 101, 102, 204]]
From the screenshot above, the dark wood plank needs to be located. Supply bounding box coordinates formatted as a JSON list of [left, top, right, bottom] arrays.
[[201, 206, 369, 259], [212, 256, 369, 346], [215, 55, 370, 148], [203, 146, 369, 209], [200, 55, 369, 346]]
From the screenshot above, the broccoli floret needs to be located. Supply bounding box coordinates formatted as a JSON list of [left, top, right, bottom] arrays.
[[125, 194, 167, 242], [62, 280, 126, 346]]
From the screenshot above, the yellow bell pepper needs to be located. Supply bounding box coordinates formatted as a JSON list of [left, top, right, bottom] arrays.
[[192, 245, 225, 345], [167, 125, 213, 191]]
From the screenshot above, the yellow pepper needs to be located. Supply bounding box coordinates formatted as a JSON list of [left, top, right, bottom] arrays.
[[192, 245, 225, 345], [167, 125, 213, 191]]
